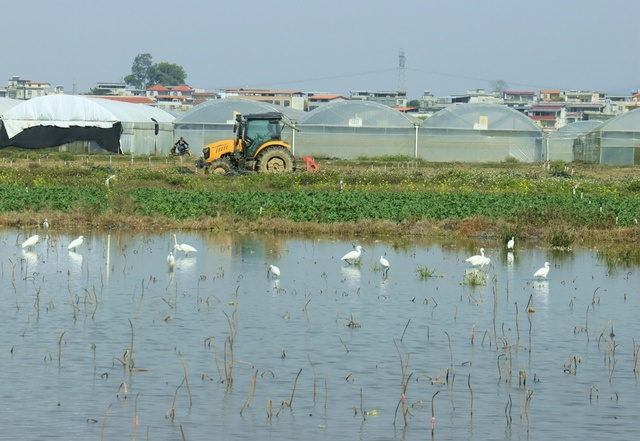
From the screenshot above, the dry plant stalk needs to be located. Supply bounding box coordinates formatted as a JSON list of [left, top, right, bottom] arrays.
[[179, 352, 193, 407], [430, 390, 440, 435], [445, 331, 454, 368], [240, 370, 259, 415], [128, 319, 135, 370], [266, 399, 273, 419], [100, 403, 113, 441], [468, 374, 474, 416]]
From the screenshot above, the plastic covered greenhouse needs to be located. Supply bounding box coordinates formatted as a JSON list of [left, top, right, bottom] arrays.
[[547, 120, 602, 162], [295, 101, 420, 159], [578, 109, 640, 164], [0, 95, 175, 154], [0, 97, 20, 115], [173, 99, 306, 153], [419, 103, 543, 162]]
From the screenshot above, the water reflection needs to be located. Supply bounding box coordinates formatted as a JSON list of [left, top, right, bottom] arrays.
[[1, 229, 639, 441]]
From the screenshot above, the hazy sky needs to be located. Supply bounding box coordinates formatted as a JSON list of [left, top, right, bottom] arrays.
[[2, 0, 638, 99]]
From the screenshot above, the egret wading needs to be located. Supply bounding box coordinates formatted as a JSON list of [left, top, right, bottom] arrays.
[[465, 248, 491, 268], [534, 262, 550, 278], [507, 236, 515, 250], [379, 255, 390, 276], [21, 234, 40, 250], [167, 252, 175, 271], [341, 245, 364, 265], [42, 219, 49, 229], [68, 235, 84, 251], [268, 264, 280, 278], [173, 234, 197, 256]]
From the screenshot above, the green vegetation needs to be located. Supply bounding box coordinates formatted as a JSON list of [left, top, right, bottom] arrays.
[[1, 152, 640, 254]]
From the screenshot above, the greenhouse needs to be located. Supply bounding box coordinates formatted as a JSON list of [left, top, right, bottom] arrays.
[[295, 100, 420, 159], [0, 95, 175, 154], [578, 109, 640, 165], [419, 103, 543, 162], [173, 99, 306, 153], [0, 97, 20, 115], [547, 120, 602, 162]]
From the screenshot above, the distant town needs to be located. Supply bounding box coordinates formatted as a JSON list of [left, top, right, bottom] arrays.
[[2, 75, 639, 134]]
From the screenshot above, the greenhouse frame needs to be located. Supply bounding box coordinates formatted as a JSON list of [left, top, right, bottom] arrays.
[[419, 103, 544, 162], [547, 120, 602, 162], [578, 109, 640, 165], [295, 100, 420, 159]]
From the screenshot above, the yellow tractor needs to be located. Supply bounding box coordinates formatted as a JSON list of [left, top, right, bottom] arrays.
[[195, 112, 297, 174]]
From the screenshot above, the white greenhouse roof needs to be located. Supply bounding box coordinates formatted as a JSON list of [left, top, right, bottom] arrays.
[[588, 108, 640, 133], [0, 97, 21, 116], [1, 95, 175, 139], [548, 120, 602, 138], [421, 103, 542, 132], [175, 99, 305, 124], [298, 100, 417, 127]]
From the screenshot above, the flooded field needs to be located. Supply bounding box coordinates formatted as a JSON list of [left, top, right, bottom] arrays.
[[1, 228, 639, 440]]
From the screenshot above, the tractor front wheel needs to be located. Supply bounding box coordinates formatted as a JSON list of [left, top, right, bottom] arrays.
[[205, 158, 232, 175]]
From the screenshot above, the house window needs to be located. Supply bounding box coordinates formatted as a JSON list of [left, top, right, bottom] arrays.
[[284, 100, 290, 107]]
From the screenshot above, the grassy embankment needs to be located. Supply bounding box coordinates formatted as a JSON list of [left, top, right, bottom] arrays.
[[1, 150, 640, 258]]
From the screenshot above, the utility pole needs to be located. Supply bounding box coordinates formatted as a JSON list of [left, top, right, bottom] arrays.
[[398, 49, 406, 92]]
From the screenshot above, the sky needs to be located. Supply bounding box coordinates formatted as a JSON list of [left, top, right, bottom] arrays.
[[2, 0, 638, 99]]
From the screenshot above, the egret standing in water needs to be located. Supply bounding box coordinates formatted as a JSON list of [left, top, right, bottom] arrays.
[[167, 251, 175, 271], [173, 234, 197, 256], [465, 248, 491, 268], [379, 255, 390, 276], [42, 219, 49, 229], [68, 235, 84, 251], [507, 236, 515, 250], [268, 264, 280, 278], [21, 234, 40, 250], [341, 245, 364, 265], [534, 262, 550, 278]]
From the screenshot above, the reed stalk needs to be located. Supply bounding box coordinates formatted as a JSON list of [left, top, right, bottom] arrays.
[[360, 388, 365, 421], [266, 399, 272, 419], [288, 368, 303, 407], [445, 331, 453, 368], [100, 403, 112, 441], [400, 319, 411, 342], [58, 330, 66, 367], [505, 394, 512, 427], [240, 370, 259, 415], [128, 319, 135, 370], [430, 390, 440, 435], [468, 374, 474, 416], [308, 354, 317, 402], [179, 352, 193, 407]]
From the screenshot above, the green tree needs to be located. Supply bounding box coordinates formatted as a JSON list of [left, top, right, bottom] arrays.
[[408, 99, 420, 107], [124, 53, 153, 89], [124, 53, 188, 89], [148, 62, 187, 87]]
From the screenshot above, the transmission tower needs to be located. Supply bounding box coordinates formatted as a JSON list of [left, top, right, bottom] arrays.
[[398, 49, 406, 92]]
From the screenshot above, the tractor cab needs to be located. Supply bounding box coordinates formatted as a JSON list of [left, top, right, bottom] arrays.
[[234, 112, 283, 158]]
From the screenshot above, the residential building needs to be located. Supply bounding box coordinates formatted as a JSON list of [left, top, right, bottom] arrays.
[[349, 90, 407, 107], [307, 93, 348, 111], [6, 76, 50, 100], [220, 89, 306, 111]]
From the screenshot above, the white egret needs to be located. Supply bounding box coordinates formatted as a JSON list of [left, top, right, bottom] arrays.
[[21, 234, 40, 249], [465, 248, 491, 268], [534, 262, 550, 278], [167, 251, 175, 270], [507, 236, 515, 250], [68, 235, 84, 251], [379, 255, 390, 276], [43, 218, 49, 229], [173, 234, 197, 255], [341, 245, 364, 265], [268, 264, 280, 278]]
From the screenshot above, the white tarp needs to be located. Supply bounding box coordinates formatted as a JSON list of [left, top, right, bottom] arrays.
[[1, 94, 118, 139]]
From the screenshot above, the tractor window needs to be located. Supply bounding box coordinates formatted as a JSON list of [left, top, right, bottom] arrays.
[[244, 119, 280, 157]]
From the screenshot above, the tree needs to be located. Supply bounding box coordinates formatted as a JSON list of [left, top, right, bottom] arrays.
[[408, 99, 421, 107], [490, 79, 509, 95], [124, 53, 153, 89], [124, 53, 188, 89], [148, 62, 187, 87]]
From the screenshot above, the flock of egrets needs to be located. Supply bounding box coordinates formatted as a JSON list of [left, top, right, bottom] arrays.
[[19, 220, 550, 280], [20, 219, 85, 252]]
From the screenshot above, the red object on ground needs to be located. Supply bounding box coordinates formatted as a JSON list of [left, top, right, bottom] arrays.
[[301, 157, 320, 171]]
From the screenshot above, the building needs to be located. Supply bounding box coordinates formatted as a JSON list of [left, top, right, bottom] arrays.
[[147, 84, 196, 111], [220, 89, 305, 111], [5, 76, 50, 100], [306, 93, 348, 111], [349, 90, 407, 107]]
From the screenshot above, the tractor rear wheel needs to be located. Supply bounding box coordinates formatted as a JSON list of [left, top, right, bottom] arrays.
[[205, 158, 232, 175], [256, 147, 295, 173]]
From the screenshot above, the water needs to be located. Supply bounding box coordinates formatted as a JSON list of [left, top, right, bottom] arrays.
[[1, 229, 639, 440]]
